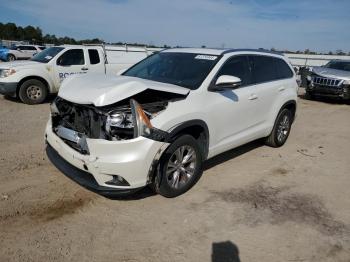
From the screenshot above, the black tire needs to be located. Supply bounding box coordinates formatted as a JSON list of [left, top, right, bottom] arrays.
[[265, 108, 292, 148], [18, 79, 48, 104], [7, 54, 16, 62], [153, 135, 203, 198]]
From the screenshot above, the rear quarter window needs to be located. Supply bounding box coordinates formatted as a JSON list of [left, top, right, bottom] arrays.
[[88, 49, 100, 65], [274, 58, 293, 79], [250, 55, 278, 84]]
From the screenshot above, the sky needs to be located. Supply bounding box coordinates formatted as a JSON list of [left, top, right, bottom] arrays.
[[0, 0, 349, 52]]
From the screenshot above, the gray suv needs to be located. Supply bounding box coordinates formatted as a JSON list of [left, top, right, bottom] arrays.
[[306, 60, 350, 100]]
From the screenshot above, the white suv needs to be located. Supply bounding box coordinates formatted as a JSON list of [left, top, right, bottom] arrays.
[[7, 45, 45, 61], [45, 48, 298, 197]]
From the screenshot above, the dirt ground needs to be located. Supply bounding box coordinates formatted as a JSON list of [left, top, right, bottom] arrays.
[[0, 90, 349, 262]]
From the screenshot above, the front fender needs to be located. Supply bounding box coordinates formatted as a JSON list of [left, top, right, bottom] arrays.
[[14, 68, 55, 93]]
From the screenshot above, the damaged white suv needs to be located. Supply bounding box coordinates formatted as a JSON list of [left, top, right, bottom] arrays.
[[46, 48, 298, 197]]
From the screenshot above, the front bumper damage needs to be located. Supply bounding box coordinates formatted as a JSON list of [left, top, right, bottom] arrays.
[[45, 118, 170, 196]]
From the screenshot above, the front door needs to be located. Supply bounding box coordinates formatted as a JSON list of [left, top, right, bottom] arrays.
[[205, 55, 261, 154], [54, 49, 88, 87]]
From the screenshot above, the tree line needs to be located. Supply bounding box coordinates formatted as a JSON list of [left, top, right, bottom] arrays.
[[0, 22, 104, 45], [0, 22, 162, 47], [1, 22, 349, 54]]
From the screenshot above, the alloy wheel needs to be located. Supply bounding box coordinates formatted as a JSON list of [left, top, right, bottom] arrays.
[[166, 145, 197, 189], [277, 114, 290, 143]]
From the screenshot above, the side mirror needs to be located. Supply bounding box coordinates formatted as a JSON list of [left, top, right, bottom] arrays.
[[214, 75, 242, 90]]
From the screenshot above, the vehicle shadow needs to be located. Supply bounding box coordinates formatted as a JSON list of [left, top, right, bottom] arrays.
[[3, 94, 56, 104], [298, 93, 350, 105], [203, 140, 263, 171], [212, 241, 241, 262]]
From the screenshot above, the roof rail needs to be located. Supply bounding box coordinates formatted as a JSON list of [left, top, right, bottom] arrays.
[[222, 48, 284, 56]]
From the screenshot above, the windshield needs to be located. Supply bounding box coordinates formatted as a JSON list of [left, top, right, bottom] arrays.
[[324, 61, 350, 72], [123, 52, 220, 89], [31, 47, 64, 63]]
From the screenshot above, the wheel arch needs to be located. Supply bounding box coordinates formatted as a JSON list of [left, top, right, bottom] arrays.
[[280, 100, 297, 122], [16, 76, 50, 96], [166, 119, 210, 160], [7, 53, 17, 60]]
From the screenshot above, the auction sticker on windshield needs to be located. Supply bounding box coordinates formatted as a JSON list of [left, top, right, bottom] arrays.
[[195, 55, 218, 60]]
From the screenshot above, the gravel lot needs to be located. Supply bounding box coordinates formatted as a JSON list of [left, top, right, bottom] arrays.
[[0, 90, 349, 262]]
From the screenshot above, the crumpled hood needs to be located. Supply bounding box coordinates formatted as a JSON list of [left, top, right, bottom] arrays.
[[0, 60, 41, 69], [312, 66, 350, 80], [58, 74, 190, 106]]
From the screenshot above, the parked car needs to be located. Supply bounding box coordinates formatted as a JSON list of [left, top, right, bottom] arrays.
[[45, 48, 298, 198], [0, 45, 155, 104], [305, 60, 350, 100], [0, 46, 9, 61], [7, 45, 45, 61]]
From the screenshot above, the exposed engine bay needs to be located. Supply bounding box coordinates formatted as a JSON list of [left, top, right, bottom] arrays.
[[51, 89, 187, 149]]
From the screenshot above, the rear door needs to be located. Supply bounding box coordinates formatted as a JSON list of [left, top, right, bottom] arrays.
[[247, 55, 281, 126], [54, 48, 88, 86], [86, 48, 104, 74]]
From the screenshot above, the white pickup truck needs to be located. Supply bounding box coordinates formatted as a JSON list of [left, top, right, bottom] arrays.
[[0, 45, 157, 104]]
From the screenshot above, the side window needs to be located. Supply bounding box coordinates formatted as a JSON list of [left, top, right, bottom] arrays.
[[88, 49, 100, 65], [250, 55, 278, 84], [17, 46, 25, 50], [216, 56, 252, 86], [26, 46, 36, 51], [57, 49, 85, 66], [275, 58, 293, 79]]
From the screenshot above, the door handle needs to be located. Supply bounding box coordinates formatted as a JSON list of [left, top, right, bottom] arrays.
[[248, 94, 258, 100], [81, 67, 89, 71], [278, 86, 286, 92]]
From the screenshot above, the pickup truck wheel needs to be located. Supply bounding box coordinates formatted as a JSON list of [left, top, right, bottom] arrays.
[[18, 79, 48, 104], [265, 108, 292, 148], [154, 135, 203, 198], [7, 54, 15, 62]]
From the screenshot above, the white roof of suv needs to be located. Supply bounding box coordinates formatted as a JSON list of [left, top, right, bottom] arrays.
[[163, 48, 284, 57]]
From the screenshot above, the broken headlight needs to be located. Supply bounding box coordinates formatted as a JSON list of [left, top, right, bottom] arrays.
[[106, 111, 133, 130], [130, 99, 168, 142], [105, 110, 134, 140], [104, 99, 169, 141]]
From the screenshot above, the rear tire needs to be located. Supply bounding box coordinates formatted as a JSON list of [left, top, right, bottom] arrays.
[[153, 135, 203, 198], [18, 79, 48, 104], [265, 108, 292, 148], [7, 54, 15, 62]]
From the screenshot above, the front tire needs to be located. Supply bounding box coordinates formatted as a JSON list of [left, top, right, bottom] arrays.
[[265, 108, 292, 147], [7, 54, 16, 62], [18, 79, 48, 104], [154, 135, 203, 198]]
